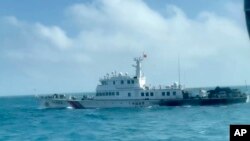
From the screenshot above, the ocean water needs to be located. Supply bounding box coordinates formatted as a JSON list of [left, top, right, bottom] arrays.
[[1, 89, 250, 141]]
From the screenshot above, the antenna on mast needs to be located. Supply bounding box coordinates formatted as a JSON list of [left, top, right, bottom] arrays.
[[178, 54, 181, 88], [245, 80, 248, 92]]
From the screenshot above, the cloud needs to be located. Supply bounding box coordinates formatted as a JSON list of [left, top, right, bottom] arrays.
[[224, 1, 245, 24], [1, 0, 250, 95], [35, 23, 72, 49], [0, 16, 83, 63], [1, 16, 72, 50], [66, 0, 249, 68]]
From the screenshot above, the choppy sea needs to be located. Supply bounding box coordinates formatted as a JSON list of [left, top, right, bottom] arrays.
[[1, 86, 250, 141]]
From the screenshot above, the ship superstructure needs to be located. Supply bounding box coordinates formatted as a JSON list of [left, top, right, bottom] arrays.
[[95, 55, 182, 99]]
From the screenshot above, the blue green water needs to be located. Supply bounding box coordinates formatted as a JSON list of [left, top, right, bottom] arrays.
[[0, 93, 250, 141]]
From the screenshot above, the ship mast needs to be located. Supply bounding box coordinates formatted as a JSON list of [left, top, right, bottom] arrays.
[[133, 53, 147, 79], [134, 57, 143, 78], [178, 55, 181, 88]]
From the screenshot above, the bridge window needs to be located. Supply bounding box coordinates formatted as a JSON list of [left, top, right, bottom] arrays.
[[116, 92, 119, 96], [106, 92, 108, 96], [141, 92, 144, 96], [113, 81, 115, 85], [150, 92, 154, 96], [109, 92, 112, 96], [131, 80, 134, 84], [173, 91, 176, 96], [162, 92, 165, 96], [167, 92, 170, 96], [121, 80, 124, 84], [146, 92, 149, 96], [128, 93, 131, 97], [127, 80, 130, 84]]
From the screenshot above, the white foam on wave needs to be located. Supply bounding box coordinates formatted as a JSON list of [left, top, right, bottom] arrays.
[[147, 106, 152, 109], [37, 106, 47, 110], [183, 105, 192, 108], [198, 130, 206, 134], [247, 95, 250, 103], [67, 106, 73, 109]]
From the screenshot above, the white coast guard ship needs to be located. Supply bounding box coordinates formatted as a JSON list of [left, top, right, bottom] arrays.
[[38, 54, 184, 109]]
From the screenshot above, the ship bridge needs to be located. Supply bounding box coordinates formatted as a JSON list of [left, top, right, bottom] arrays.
[[96, 55, 147, 92]]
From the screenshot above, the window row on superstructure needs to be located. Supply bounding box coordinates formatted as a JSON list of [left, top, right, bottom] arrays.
[[140, 92, 154, 97], [96, 91, 178, 97], [96, 92, 120, 96], [161, 91, 176, 96], [102, 79, 136, 85], [140, 91, 177, 97], [119, 79, 135, 85]]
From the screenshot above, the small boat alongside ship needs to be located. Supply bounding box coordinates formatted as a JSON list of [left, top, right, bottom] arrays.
[[159, 87, 247, 106], [37, 55, 248, 109], [37, 94, 71, 109]]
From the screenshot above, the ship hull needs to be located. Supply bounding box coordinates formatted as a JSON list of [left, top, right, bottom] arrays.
[[68, 99, 160, 109], [68, 97, 247, 109], [159, 97, 247, 106], [38, 96, 248, 109]]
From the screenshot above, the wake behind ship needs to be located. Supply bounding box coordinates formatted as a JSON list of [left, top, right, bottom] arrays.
[[37, 55, 247, 109]]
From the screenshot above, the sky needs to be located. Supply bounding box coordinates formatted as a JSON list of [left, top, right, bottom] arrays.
[[0, 0, 250, 96]]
